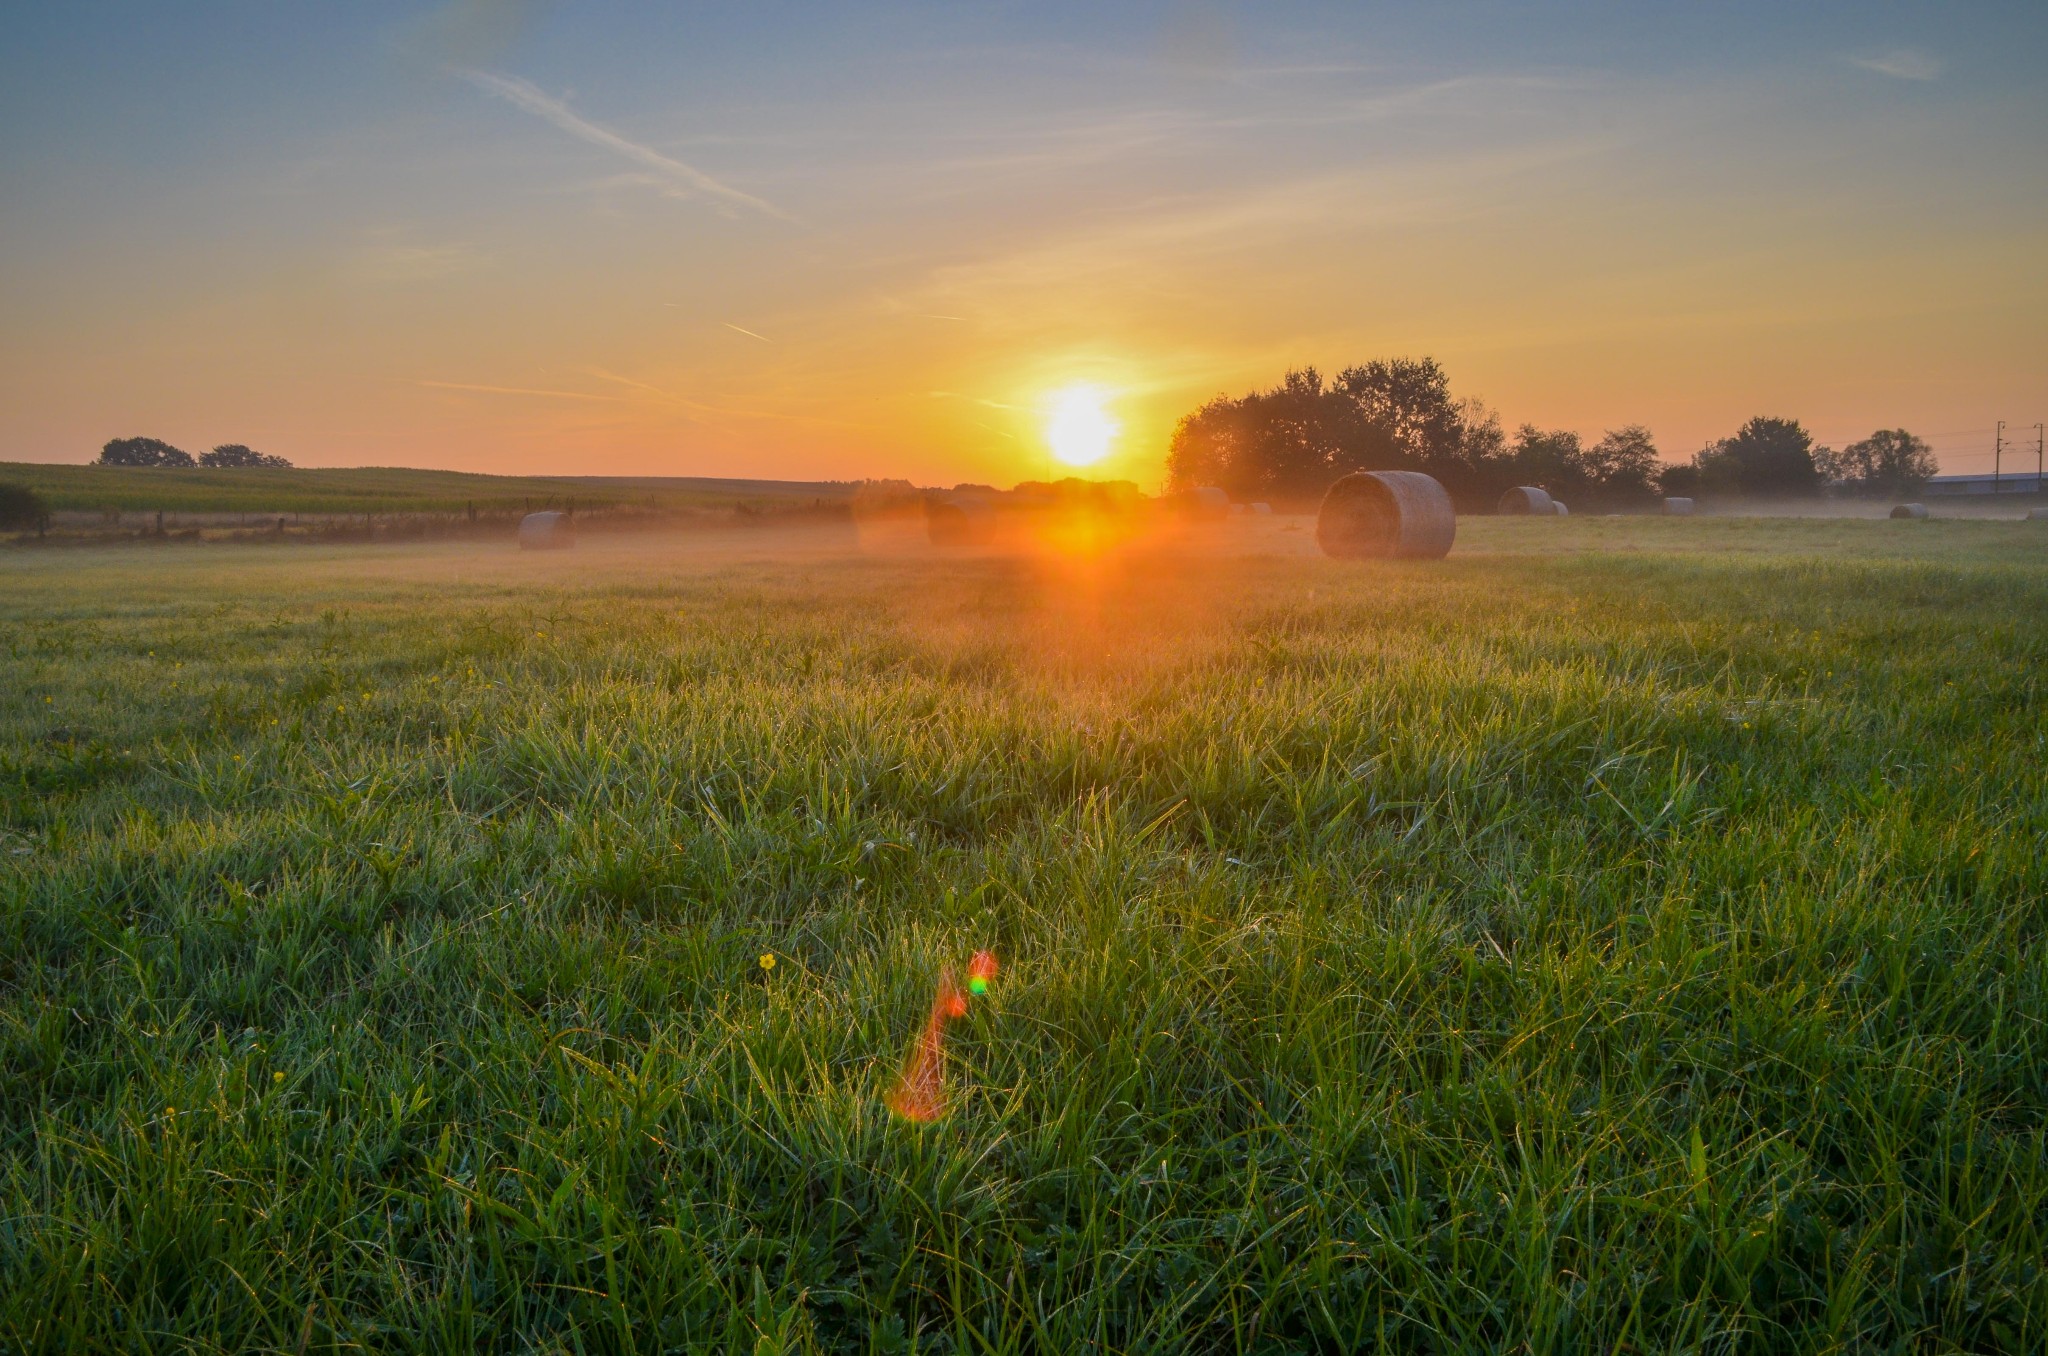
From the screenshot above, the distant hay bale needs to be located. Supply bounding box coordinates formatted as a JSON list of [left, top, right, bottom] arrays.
[[1663, 497, 1695, 516], [1175, 486, 1231, 521], [1316, 470, 1455, 560], [1889, 503, 1928, 520], [2026, 506, 2048, 521], [1498, 485, 1554, 515], [1248, 502, 1272, 515], [1552, 500, 1569, 516], [926, 496, 993, 546], [517, 510, 575, 550]]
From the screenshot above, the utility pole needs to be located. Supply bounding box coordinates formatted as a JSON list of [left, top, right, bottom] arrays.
[[2036, 423, 2045, 494], [1994, 420, 2004, 496]]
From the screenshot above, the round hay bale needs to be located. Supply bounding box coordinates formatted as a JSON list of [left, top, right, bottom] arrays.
[[1551, 500, 1569, 517], [1175, 485, 1230, 521], [517, 510, 575, 550], [1248, 502, 1272, 515], [1497, 485, 1554, 515], [926, 496, 993, 546], [1663, 497, 1695, 516], [1316, 471, 1455, 560], [1889, 503, 1928, 520]]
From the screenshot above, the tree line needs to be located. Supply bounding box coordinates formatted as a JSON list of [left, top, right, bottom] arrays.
[[1165, 359, 1937, 508], [97, 437, 293, 469]]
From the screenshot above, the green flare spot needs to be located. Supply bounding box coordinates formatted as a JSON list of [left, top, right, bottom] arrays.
[[968, 976, 988, 996]]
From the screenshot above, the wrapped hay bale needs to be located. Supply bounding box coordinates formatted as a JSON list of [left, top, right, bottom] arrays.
[[1316, 470, 1455, 560], [1889, 503, 1928, 520], [1174, 486, 1231, 521], [1498, 485, 1554, 515], [517, 511, 575, 550], [927, 495, 993, 546], [2028, 507, 2048, 521], [1552, 500, 1569, 516], [1663, 497, 1695, 516], [1248, 502, 1273, 515]]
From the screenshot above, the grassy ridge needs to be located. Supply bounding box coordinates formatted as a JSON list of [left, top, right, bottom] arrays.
[[2, 520, 2045, 1351], [0, 462, 856, 515]]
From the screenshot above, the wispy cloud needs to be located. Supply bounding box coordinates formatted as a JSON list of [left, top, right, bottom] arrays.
[[452, 67, 794, 220], [1846, 49, 1942, 81], [356, 242, 489, 282], [417, 379, 616, 401]]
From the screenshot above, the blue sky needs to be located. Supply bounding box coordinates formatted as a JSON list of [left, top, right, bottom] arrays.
[[3, 1, 2043, 481]]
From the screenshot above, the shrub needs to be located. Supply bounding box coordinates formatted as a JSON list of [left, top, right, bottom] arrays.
[[98, 436, 194, 467], [200, 444, 294, 469], [0, 482, 47, 530]]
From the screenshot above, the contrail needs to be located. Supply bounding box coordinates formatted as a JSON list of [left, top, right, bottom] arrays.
[[453, 67, 794, 221], [723, 322, 773, 343]]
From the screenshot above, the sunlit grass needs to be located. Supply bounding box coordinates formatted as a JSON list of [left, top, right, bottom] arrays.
[[2, 519, 2045, 1351]]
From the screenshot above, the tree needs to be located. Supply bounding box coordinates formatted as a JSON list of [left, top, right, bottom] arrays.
[[1711, 417, 1822, 497], [1584, 426, 1662, 503], [1167, 367, 1400, 503], [1507, 425, 1591, 499], [1333, 358, 1466, 469], [1657, 463, 1700, 498], [98, 436, 194, 468], [1167, 357, 1502, 507], [200, 443, 293, 468], [0, 482, 47, 530], [1832, 429, 1937, 498]]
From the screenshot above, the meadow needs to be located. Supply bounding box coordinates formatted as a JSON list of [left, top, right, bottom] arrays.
[[0, 462, 853, 517], [2, 516, 2045, 1352]]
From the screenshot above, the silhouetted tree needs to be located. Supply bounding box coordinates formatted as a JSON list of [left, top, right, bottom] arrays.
[[1168, 357, 1504, 505], [98, 437, 194, 468], [1167, 357, 1669, 509], [1508, 426, 1591, 499], [1334, 358, 1466, 468], [1710, 417, 1823, 497], [0, 482, 47, 530], [1168, 366, 1398, 503], [1584, 426, 1663, 504], [199, 443, 293, 469], [1831, 429, 1937, 498]]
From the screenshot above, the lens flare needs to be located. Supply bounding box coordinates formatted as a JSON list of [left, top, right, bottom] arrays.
[[887, 952, 999, 1123], [967, 949, 997, 995]]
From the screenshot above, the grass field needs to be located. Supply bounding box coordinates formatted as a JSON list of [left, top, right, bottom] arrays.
[[0, 462, 854, 516], [3, 517, 2045, 1352]]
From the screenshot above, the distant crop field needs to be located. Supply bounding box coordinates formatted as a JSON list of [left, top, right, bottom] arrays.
[[2, 518, 2045, 1351], [0, 462, 856, 516]]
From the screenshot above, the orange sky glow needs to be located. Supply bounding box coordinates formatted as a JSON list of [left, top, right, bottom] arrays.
[[3, 4, 2043, 486]]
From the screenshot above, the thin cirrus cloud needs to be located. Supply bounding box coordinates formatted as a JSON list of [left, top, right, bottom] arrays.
[[1846, 49, 1943, 81], [451, 67, 795, 220]]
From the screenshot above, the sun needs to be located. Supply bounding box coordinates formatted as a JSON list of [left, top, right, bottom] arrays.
[[1044, 385, 1119, 468]]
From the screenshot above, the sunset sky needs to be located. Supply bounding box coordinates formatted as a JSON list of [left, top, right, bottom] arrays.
[[3, 1, 2044, 486]]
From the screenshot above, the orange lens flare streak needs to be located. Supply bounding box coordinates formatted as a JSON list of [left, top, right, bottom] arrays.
[[887, 952, 998, 1123]]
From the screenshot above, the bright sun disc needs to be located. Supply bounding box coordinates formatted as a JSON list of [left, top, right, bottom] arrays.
[[1045, 386, 1118, 467]]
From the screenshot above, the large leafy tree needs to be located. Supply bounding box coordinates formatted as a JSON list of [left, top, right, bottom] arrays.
[[98, 436, 194, 468], [1167, 367, 1400, 502], [1712, 417, 1823, 497], [1832, 429, 1936, 497], [1508, 426, 1590, 499], [1584, 426, 1663, 502]]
